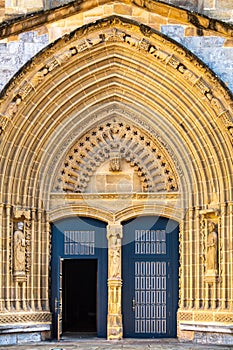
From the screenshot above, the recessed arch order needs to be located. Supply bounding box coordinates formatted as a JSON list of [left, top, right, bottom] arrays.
[[0, 15, 232, 214]]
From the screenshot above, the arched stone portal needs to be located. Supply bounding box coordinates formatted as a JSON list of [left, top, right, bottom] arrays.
[[0, 15, 233, 344]]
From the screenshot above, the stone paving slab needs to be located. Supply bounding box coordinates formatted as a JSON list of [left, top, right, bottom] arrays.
[[0, 338, 233, 350]]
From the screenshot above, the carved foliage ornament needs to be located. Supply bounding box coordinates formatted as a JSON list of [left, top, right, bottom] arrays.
[[54, 118, 178, 193], [0, 17, 233, 138]]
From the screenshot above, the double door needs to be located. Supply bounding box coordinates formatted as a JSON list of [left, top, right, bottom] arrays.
[[51, 216, 179, 339]]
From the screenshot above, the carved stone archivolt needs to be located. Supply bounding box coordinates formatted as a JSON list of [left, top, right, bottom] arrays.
[[54, 118, 178, 194], [1, 16, 233, 140]]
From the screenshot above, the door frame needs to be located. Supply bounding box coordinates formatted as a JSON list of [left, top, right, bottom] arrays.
[[51, 217, 108, 339]]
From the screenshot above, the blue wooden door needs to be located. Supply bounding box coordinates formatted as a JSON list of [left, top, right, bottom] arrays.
[[122, 216, 179, 338], [51, 217, 108, 338]]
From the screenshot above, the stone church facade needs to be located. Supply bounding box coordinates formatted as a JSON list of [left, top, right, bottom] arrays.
[[0, 0, 233, 346]]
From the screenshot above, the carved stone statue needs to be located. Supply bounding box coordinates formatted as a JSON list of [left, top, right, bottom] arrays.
[[13, 222, 26, 281], [110, 247, 121, 278], [206, 221, 218, 272]]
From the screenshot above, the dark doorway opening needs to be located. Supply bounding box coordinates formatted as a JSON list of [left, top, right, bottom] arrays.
[[62, 259, 97, 333]]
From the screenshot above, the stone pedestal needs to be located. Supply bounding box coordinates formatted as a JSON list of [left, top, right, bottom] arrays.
[[107, 279, 123, 340]]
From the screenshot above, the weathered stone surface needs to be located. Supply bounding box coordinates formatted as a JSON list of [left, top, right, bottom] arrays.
[[1, 0, 233, 24], [0, 334, 16, 346], [0, 30, 48, 91], [161, 24, 233, 91], [0, 3, 232, 348]]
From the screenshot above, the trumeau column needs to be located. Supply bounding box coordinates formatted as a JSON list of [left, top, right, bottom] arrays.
[[107, 223, 123, 340]]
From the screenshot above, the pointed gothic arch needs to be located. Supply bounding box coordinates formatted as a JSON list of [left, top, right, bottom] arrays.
[[0, 14, 233, 343]]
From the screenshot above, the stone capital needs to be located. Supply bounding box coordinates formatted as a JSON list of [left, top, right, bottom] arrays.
[[107, 223, 123, 241]]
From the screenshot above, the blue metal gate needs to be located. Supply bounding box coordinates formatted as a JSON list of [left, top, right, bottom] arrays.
[[51, 217, 108, 338], [122, 216, 179, 338]]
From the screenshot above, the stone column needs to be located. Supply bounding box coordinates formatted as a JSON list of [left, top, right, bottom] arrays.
[[107, 223, 123, 340]]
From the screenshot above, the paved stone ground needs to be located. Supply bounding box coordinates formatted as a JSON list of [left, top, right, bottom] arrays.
[[0, 337, 233, 350]]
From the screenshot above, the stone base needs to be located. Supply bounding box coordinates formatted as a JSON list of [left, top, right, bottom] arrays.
[[107, 314, 123, 340], [0, 323, 51, 345], [179, 322, 233, 345]]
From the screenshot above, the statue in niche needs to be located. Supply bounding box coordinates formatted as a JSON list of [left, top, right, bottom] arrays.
[[206, 221, 218, 272], [13, 222, 26, 280]]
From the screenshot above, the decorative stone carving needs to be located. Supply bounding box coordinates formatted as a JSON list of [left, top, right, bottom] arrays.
[[104, 28, 126, 42], [0, 312, 52, 324], [55, 118, 178, 193], [1, 16, 233, 141], [206, 221, 218, 274], [0, 114, 11, 135], [199, 210, 220, 310], [24, 219, 32, 274], [108, 224, 122, 280], [13, 222, 26, 283], [14, 207, 31, 220], [107, 224, 123, 340], [109, 151, 121, 172]]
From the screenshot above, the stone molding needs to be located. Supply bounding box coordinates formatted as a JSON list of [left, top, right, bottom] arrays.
[[0, 312, 52, 324], [180, 321, 233, 333], [1, 16, 233, 139], [178, 310, 233, 323]]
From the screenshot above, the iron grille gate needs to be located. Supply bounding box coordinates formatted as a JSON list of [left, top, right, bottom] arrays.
[[122, 216, 179, 338], [135, 261, 167, 334]]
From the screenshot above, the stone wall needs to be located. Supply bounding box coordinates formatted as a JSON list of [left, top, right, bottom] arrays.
[[1, 0, 233, 22], [0, 30, 49, 91], [160, 0, 233, 22], [4, 0, 43, 18], [161, 25, 233, 92], [202, 0, 233, 22]]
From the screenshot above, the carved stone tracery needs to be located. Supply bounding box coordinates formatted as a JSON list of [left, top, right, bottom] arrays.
[[54, 118, 178, 194]]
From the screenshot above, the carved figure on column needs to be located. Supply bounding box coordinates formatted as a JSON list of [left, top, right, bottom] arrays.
[[206, 221, 218, 273], [110, 247, 121, 279], [13, 222, 26, 282], [108, 226, 122, 279], [107, 224, 123, 340]]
